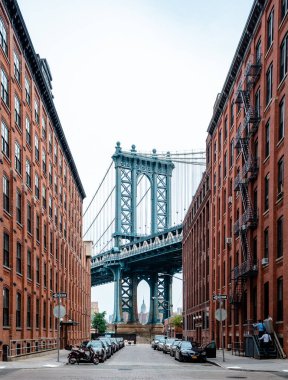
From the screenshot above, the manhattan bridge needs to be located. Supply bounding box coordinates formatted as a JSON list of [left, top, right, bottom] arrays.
[[83, 142, 205, 326]]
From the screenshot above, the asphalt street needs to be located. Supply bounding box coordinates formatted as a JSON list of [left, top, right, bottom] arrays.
[[0, 344, 287, 379]]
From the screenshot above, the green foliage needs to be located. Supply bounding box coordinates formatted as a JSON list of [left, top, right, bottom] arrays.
[[170, 314, 183, 328], [91, 311, 107, 334]]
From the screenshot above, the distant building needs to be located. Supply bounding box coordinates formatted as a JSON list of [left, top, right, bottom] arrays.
[[138, 299, 148, 324], [91, 302, 99, 319]]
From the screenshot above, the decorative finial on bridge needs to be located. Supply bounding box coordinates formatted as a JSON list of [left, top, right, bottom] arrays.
[[131, 144, 137, 153], [166, 151, 171, 160], [152, 148, 157, 158], [115, 141, 122, 153]]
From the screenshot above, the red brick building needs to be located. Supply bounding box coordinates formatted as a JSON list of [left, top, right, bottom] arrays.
[[183, 0, 288, 354], [183, 171, 210, 346], [0, 0, 91, 359]]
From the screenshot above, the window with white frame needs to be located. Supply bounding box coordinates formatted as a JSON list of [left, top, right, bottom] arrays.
[[3, 175, 9, 212], [49, 161, 52, 185], [14, 95, 21, 128], [1, 120, 9, 157], [35, 133, 39, 161], [1, 69, 9, 106], [42, 149, 46, 173], [27, 202, 32, 234], [266, 63, 273, 105], [267, 9, 274, 50], [281, 0, 288, 21], [16, 190, 22, 224], [25, 76, 31, 105], [3, 288, 9, 326], [16, 292, 21, 327], [42, 185, 46, 209], [14, 51, 21, 82], [42, 116, 47, 140], [26, 116, 31, 145], [34, 99, 39, 124], [35, 172, 39, 199], [49, 195, 52, 217], [280, 34, 288, 82], [0, 17, 8, 55], [16, 242, 22, 274], [15, 141, 21, 174], [26, 159, 31, 188]]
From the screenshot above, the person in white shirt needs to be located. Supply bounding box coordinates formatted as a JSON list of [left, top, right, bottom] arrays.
[[259, 332, 272, 357]]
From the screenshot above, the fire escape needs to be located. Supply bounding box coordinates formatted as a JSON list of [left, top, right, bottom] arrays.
[[230, 56, 262, 305]]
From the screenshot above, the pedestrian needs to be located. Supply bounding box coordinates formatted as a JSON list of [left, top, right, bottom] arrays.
[[253, 320, 266, 337], [259, 332, 272, 358]]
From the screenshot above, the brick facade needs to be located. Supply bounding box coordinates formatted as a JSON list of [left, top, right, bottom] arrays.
[[0, 0, 91, 358], [183, 0, 288, 354]]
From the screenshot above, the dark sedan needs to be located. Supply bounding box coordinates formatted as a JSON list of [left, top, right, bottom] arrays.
[[175, 341, 206, 362]]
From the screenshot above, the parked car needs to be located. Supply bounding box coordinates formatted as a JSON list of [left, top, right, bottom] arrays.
[[99, 337, 114, 355], [151, 335, 166, 350], [110, 337, 120, 351], [86, 340, 107, 362], [170, 340, 182, 357], [98, 339, 112, 358], [162, 338, 177, 354], [175, 341, 206, 362], [156, 337, 167, 351], [116, 337, 124, 349]]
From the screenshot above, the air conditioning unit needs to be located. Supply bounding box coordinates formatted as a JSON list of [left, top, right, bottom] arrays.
[[226, 237, 232, 245], [228, 196, 233, 205], [261, 257, 269, 265]]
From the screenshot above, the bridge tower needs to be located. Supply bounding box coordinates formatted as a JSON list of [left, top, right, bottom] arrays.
[[111, 142, 175, 323]]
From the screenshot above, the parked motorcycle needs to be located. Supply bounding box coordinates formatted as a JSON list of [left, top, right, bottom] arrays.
[[68, 346, 100, 365]]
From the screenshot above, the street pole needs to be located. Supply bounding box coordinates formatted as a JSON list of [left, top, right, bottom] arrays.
[[220, 300, 225, 362], [57, 297, 61, 362]]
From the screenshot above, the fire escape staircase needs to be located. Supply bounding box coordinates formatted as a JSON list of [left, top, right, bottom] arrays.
[[230, 56, 261, 305]]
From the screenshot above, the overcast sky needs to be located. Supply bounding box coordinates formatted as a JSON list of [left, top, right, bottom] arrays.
[[17, 0, 254, 318]]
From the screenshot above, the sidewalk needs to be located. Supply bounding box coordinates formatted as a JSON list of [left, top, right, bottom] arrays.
[[0, 350, 68, 369], [207, 349, 288, 373]]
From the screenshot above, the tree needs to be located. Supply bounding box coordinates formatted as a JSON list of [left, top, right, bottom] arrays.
[[170, 314, 183, 328], [91, 311, 107, 334]]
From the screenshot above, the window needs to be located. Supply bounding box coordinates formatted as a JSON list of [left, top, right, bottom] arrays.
[[36, 214, 40, 241], [3, 175, 9, 212], [27, 249, 32, 280], [278, 156, 284, 195], [16, 242, 22, 274], [1, 120, 9, 157], [26, 117, 31, 145], [280, 34, 288, 82], [3, 288, 9, 326], [255, 88, 260, 118], [35, 173, 40, 199], [25, 76, 31, 105], [54, 206, 58, 226], [15, 141, 21, 174], [27, 202, 32, 234], [36, 299, 40, 328], [42, 149, 46, 173], [36, 257, 40, 283], [14, 95, 21, 128], [16, 190, 22, 223], [27, 295, 31, 328], [3, 232, 9, 267], [281, 0, 288, 21], [49, 132, 52, 153], [43, 223, 47, 249], [279, 97, 285, 141], [0, 17, 8, 55], [26, 159, 31, 188], [42, 116, 47, 139], [256, 38, 261, 64], [264, 174, 269, 211], [49, 196, 52, 218], [43, 263, 47, 288], [50, 230, 53, 254], [230, 139, 234, 167], [277, 277, 283, 321], [43, 301, 46, 328], [265, 120, 270, 158], [264, 282, 269, 319], [230, 101, 234, 127], [14, 51, 20, 82], [224, 117, 228, 140], [54, 142, 58, 163], [277, 216, 283, 258], [54, 176, 58, 194], [267, 9, 274, 50], [35, 133, 39, 161], [49, 162, 52, 185], [34, 100, 39, 124], [218, 130, 222, 152], [42, 185, 46, 209], [1, 69, 9, 106], [266, 64, 273, 105], [264, 227, 269, 259]]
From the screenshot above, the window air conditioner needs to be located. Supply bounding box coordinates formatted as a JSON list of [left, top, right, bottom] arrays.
[[226, 237, 232, 245], [261, 257, 269, 265], [228, 196, 233, 205]]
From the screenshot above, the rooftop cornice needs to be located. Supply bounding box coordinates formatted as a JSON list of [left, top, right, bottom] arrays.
[[207, 0, 266, 135], [3, 0, 86, 198]]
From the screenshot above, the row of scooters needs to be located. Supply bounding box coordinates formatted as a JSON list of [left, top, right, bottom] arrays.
[[67, 337, 125, 365]]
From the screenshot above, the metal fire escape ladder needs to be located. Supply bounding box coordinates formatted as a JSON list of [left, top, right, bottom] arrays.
[[230, 56, 261, 305]]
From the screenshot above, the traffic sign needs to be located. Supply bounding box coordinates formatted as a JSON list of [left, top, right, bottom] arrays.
[[215, 308, 227, 321], [213, 294, 227, 300], [53, 292, 67, 298], [53, 305, 66, 319]]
